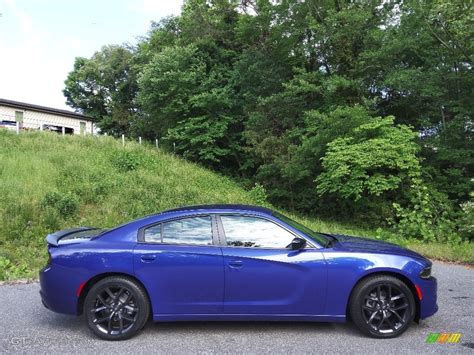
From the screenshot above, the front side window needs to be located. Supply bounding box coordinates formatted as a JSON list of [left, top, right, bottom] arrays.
[[143, 216, 213, 245], [273, 212, 330, 247], [220, 215, 295, 248]]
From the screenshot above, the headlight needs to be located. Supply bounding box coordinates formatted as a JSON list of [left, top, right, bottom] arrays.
[[420, 266, 432, 279]]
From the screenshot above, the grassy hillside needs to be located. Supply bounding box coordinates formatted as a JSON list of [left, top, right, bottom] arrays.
[[0, 131, 472, 280]]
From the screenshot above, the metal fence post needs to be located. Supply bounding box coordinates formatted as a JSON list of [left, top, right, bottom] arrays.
[[173, 142, 176, 153], [62, 126, 65, 136], [139, 137, 142, 145], [16, 122, 20, 134], [155, 138, 159, 149], [122, 134, 125, 147]]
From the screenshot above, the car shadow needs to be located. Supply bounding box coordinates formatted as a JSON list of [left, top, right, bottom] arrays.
[[148, 320, 362, 337], [37, 300, 366, 340], [38, 310, 88, 335], [41, 310, 362, 338]]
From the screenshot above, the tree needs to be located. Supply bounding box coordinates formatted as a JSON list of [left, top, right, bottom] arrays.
[[137, 45, 206, 138], [358, 0, 474, 203], [62, 0, 473, 238], [63, 45, 138, 136], [137, 43, 243, 170], [316, 116, 420, 202]]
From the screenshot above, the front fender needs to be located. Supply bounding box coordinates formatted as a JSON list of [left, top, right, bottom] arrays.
[[322, 251, 426, 317]]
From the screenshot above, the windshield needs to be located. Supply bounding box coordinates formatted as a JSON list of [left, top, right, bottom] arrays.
[[274, 212, 331, 247]]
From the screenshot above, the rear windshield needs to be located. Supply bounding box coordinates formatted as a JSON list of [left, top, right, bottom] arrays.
[[59, 228, 108, 244]]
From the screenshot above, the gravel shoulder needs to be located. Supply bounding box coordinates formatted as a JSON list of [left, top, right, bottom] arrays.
[[0, 262, 473, 354]]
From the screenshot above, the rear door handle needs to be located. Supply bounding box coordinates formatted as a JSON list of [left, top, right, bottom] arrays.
[[140, 255, 156, 262], [228, 260, 243, 268]]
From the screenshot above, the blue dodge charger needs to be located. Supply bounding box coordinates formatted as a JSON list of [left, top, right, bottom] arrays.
[[40, 205, 438, 340]]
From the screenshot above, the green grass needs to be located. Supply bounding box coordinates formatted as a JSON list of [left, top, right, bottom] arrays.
[[0, 130, 471, 280]]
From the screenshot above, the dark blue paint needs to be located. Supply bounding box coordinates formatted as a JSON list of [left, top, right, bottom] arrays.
[[40, 205, 438, 323], [134, 244, 224, 314], [221, 247, 327, 315]]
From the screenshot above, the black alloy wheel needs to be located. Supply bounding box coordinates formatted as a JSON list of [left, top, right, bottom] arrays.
[[84, 276, 150, 340], [349, 275, 415, 338], [362, 284, 410, 333]]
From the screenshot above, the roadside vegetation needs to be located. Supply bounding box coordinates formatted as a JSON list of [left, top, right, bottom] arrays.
[[63, 0, 473, 253], [0, 131, 472, 280]]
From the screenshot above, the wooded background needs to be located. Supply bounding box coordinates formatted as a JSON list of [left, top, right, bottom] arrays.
[[63, 0, 473, 244]]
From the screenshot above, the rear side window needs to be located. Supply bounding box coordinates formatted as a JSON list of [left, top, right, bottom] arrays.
[[143, 216, 213, 245], [143, 225, 161, 243], [220, 215, 295, 248]]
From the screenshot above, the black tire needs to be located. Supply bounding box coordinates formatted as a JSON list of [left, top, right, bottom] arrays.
[[84, 276, 150, 340], [349, 275, 415, 338]]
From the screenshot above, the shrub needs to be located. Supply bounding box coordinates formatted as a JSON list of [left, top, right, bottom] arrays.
[[457, 201, 474, 242], [110, 150, 142, 172], [391, 181, 459, 243], [316, 116, 420, 201], [110, 149, 156, 172], [42, 191, 79, 218], [249, 183, 268, 205], [0, 257, 29, 280]]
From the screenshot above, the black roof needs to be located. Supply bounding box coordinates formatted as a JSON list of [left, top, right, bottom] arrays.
[[0, 98, 94, 121], [164, 204, 274, 214]]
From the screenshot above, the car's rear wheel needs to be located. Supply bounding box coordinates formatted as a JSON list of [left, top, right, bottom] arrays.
[[84, 276, 150, 340], [349, 275, 415, 338]]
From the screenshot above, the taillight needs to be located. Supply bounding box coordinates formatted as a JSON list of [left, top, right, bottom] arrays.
[[47, 249, 52, 265]]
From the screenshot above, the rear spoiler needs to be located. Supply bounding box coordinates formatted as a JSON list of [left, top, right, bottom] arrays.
[[45, 227, 98, 246]]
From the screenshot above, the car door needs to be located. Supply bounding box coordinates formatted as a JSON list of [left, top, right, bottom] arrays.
[[133, 214, 224, 316], [218, 214, 327, 315]]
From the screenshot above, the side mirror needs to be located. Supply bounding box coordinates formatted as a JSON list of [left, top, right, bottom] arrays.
[[290, 237, 306, 250]]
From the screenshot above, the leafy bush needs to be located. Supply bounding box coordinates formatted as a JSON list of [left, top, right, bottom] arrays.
[[316, 116, 420, 201], [389, 180, 459, 243], [249, 183, 268, 205], [0, 257, 29, 280], [110, 149, 158, 173], [110, 150, 143, 172], [457, 201, 474, 242], [42, 191, 79, 218]]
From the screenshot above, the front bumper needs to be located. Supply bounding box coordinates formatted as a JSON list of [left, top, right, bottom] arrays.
[[419, 276, 438, 319]]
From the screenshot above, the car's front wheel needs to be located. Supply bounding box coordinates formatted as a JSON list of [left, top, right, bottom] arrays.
[[349, 275, 415, 338], [84, 276, 150, 340]]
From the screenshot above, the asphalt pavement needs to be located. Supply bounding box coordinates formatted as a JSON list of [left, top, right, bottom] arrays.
[[0, 262, 472, 354]]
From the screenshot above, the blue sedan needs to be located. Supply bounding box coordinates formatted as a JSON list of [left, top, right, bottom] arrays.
[[40, 205, 438, 340]]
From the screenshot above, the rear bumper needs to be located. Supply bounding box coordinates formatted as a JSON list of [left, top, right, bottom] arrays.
[[39, 265, 81, 315], [40, 294, 50, 309], [419, 276, 438, 319]]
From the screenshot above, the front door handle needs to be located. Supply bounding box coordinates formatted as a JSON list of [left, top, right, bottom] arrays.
[[228, 260, 243, 268], [140, 255, 156, 262]]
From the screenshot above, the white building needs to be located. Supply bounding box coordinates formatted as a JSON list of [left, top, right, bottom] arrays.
[[0, 98, 94, 135]]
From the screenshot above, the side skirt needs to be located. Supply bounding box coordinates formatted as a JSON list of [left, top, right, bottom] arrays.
[[152, 314, 346, 322]]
